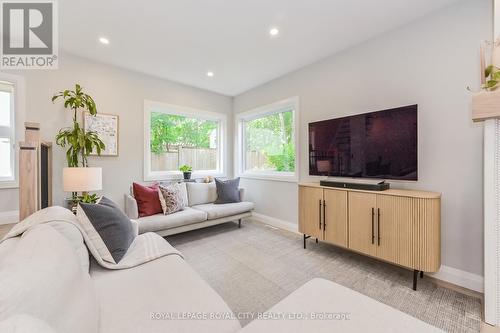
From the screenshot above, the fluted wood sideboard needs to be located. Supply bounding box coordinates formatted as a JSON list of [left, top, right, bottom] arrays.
[[298, 183, 441, 290]]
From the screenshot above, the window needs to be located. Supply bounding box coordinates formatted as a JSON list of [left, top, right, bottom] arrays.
[[144, 100, 226, 180], [236, 97, 299, 181], [0, 81, 15, 185]]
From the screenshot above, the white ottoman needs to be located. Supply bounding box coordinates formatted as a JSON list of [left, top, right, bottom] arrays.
[[240, 278, 443, 333]]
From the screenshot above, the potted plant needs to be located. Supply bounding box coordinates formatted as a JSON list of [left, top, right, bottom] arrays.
[[52, 84, 105, 167], [472, 65, 500, 121], [179, 165, 193, 180], [53, 84, 106, 205], [478, 65, 500, 91], [471, 41, 500, 121]]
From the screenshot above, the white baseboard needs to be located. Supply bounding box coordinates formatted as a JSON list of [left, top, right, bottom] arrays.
[[250, 212, 483, 293], [251, 212, 299, 234], [429, 265, 483, 293], [0, 210, 19, 225]]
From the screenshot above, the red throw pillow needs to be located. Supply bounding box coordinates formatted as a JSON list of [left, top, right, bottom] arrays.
[[133, 182, 163, 217]]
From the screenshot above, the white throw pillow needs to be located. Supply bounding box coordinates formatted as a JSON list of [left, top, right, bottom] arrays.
[[178, 182, 189, 206], [186, 182, 217, 206]]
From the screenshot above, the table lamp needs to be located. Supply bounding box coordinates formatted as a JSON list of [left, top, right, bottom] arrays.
[[63, 167, 102, 209]]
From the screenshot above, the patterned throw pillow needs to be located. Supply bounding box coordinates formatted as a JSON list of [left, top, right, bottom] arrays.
[[159, 181, 189, 207], [158, 183, 187, 215]]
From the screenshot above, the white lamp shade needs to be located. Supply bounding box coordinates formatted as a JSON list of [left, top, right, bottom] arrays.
[[63, 167, 102, 192]]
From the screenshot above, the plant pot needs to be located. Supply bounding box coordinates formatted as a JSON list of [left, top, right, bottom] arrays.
[[472, 90, 500, 121], [183, 172, 192, 180]]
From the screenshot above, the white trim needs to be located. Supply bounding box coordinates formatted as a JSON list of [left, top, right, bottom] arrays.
[[240, 174, 298, 183], [484, 2, 500, 325], [234, 96, 300, 182], [0, 210, 19, 225], [429, 265, 484, 293], [0, 80, 15, 183], [143, 100, 227, 181], [0, 73, 25, 188], [250, 212, 299, 234], [0, 180, 18, 189], [484, 118, 500, 324], [252, 212, 483, 293], [237, 97, 298, 120]]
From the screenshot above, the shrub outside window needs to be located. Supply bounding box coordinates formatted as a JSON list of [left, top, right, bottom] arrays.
[[236, 97, 299, 182], [144, 101, 226, 180]]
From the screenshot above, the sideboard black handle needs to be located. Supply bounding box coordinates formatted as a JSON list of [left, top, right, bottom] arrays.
[[323, 200, 326, 230], [377, 208, 381, 246], [318, 199, 322, 230], [371, 207, 375, 244]]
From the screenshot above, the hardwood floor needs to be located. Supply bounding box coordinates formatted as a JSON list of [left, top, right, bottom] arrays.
[[482, 323, 500, 333], [0, 223, 15, 239]]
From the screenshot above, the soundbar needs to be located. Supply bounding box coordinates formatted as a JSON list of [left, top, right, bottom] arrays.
[[319, 180, 390, 191]]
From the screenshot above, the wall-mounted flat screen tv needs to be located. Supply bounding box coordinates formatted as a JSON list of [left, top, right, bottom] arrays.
[[308, 105, 417, 180]]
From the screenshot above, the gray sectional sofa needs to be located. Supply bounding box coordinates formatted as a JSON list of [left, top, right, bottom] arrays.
[[124, 182, 254, 236]]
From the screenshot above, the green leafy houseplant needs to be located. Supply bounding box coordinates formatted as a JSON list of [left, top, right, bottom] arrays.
[[482, 65, 500, 91], [79, 193, 100, 204], [179, 165, 193, 172], [69, 193, 100, 207], [52, 84, 105, 167], [179, 165, 193, 180]]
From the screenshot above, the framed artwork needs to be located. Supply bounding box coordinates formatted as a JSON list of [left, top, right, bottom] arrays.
[[83, 112, 119, 156]]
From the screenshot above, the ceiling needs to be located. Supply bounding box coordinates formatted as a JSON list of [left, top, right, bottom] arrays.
[[61, 0, 461, 96]]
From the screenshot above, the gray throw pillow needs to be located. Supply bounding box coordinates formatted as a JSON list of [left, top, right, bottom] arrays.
[[214, 178, 241, 204], [77, 197, 135, 263]]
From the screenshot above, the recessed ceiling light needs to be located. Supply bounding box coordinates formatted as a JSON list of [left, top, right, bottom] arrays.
[[99, 37, 110, 45], [269, 28, 279, 36], [206, 71, 214, 77]]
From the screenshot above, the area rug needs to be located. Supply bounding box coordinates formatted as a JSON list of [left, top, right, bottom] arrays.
[[166, 219, 482, 332]]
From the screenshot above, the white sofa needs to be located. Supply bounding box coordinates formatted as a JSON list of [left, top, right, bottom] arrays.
[[240, 278, 443, 333], [0, 211, 443, 333], [0, 217, 241, 333], [124, 182, 254, 236]]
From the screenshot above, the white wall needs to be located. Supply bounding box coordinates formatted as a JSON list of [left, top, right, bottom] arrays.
[[0, 188, 18, 213], [233, 0, 491, 277], [0, 0, 489, 279], [0, 53, 232, 214]]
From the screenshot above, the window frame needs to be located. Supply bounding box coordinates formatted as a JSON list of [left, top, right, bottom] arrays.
[[235, 96, 299, 183], [143, 100, 227, 181], [0, 73, 24, 189]]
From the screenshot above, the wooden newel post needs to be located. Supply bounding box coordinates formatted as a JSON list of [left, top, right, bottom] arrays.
[[19, 122, 52, 221]]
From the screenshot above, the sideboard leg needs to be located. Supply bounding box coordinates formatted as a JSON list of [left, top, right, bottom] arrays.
[[316, 238, 318, 243], [413, 270, 418, 290], [420, 271, 424, 279], [303, 234, 311, 249], [238, 219, 241, 228]]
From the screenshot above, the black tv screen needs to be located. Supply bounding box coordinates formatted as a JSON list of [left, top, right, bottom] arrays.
[[309, 105, 417, 180]]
